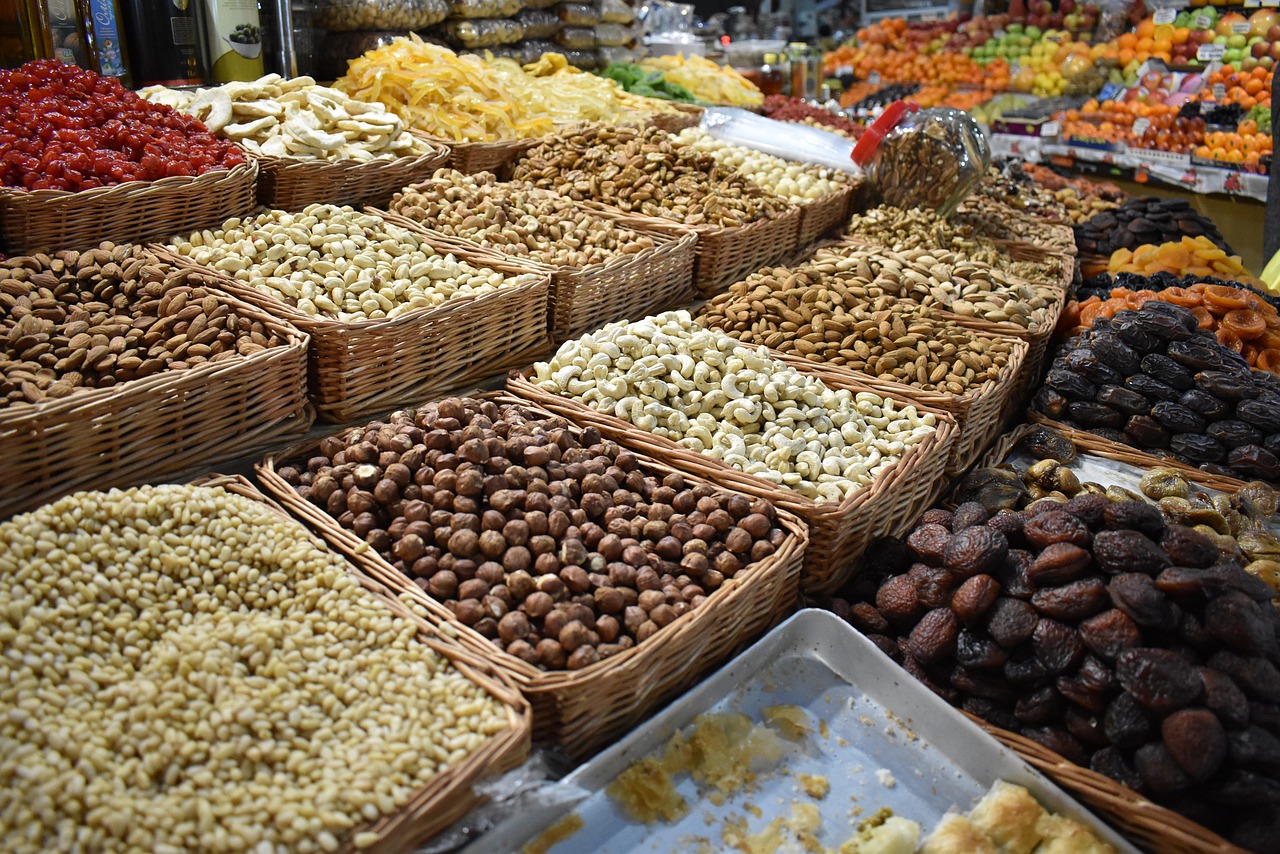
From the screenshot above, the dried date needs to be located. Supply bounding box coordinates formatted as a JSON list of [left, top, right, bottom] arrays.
[[1168, 338, 1229, 371], [1178, 389, 1230, 420], [1126, 373, 1182, 403], [1046, 368, 1098, 401], [1152, 401, 1207, 434], [1169, 433, 1226, 464], [1031, 577, 1110, 622], [1207, 420, 1264, 449], [1197, 370, 1259, 403], [1125, 415, 1172, 449], [1140, 353, 1195, 390], [1093, 529, 1171, 575], [1066, 401, 1126, 429], [1237, 398, 1280, 433], [1117, 647, 1203, 713], [1066, 348, 1123, 385], [1097, 385, 1151, 416], [1227, 444, 1280, 481], [1091, 335, 1141, 376], [1032, 386, 1069, 419]]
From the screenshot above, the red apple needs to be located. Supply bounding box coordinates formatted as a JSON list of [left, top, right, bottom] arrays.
[[1268, 24, 1280, 41], [1271, 41, 1280, 60]]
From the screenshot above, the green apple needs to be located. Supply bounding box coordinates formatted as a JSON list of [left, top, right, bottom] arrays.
[[1228, 34, 1248, 49]]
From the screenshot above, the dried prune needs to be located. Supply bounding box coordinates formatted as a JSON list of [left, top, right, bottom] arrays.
[[1032, 386, 1069, 419], [1110, 573, 1181, 630], [1197, 369, 1260, 403], [1091, 335, 1142, 376], [951, 665, 1017, 702], [1090, 746, 1146, 793], [1062, 493, 1109, 529], [950, 501, 990, 532], [906, 523, 951, 566], [1031, 577, 1109, 623], [943, 526, 1009, 578], [997, 549, 1035, 599], [987, 597, 1039, 648], [1170, 433, 1226, 464], [1169, 338, 1230, 371], [951, 574, 1002, 627], [1097, 385, 1152, 416], [1004, 652, 1050, 686], [1162, 707, 1227, 783], [1237, 398, 1280, 432], [1135, 742, 1193, 793], [1124, 415, 1172, 449], [1228, 725, 1280, 771], [1227, 445, 1280, 481], [1024, 511, 1092, 550], [1206, 590, 1280, 657], [1104, 691, 1154, 748], [963, 697, 1019, 731], [1140, 353, 1196, 390], [1033, 618, 1085, 674], [1026, 543, 1093, 587], [1093, 529, 1172, 576], [1103, 500, 1167, 539], [1179, 389, 1230, 420], [1159, 524, 1221, 568], [875, 574, 921, 625], [956, 630, 1007, 671], [1066, 401, 1126, 429], [845, 602, 890, 634], [1022, 725, 1088, 766], [1200, 667, 1251, 729], [1046, 368, 1097, 401], [910, 564, 961, 610], [1152, 401, 1207, 434], [1080, 609, 1142, 661], [1015, 685, 1063, 724], [908, 607, 961, 664], [1067, 348, 1123, 385], [1016, 426, 1078, 464], [1210, 651, 1280, 703], [1117, 647, 1203, 713]]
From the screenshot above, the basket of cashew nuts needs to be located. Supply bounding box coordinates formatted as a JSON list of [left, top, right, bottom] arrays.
[[694, 251, 1032, 478], [507, 310, 960, 596], [140, 75, 451, 211]]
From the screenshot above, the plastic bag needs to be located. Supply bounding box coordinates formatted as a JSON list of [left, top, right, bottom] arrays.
[[436, 17, 524, 47], [595, 44, 636, 65], [516, 38, 559, 63], [317, 30, 400, 78], [521, 0, 558, 10], [561, 47, 599, 69], [592, 22, 631, 46], [598, 0, 632, 24], [700, 107, 861, 174], [515, 8, 560, 39], [313, 0, 449, 31], [554, 25, 595, 48], [555, 1, 599, 25], [447, 0, 523, 19]]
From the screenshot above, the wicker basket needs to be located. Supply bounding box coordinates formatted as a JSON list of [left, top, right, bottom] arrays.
[[255, 396, 807, 758], [958, 196, 1078, 257], [690, 205, 804, 296], [200, 475, 532, 854], [382, 204, 699, 342], [419, 134, 545, 175], [1079, 252, 1111, 280], [647, 103, 705, 133], [508, 358, 957, 596], [253, 139, 450, 211], [152, 233, 552, 424], [967, 715, 1247, 854], [0, 161, 257, 255], [796, 184, 856, 248], [1025, 413, 1260, 493], [0, 268, 312, 521]]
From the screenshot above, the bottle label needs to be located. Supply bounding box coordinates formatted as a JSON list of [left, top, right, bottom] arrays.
[[88, 0, 127, 78]]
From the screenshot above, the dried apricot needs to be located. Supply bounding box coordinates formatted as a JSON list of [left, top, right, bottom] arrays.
[[1200, 667, 1251, 729], [908, 607, 961, 664], [1093, 529, 1172, 575], [1117, 648, 1203, 713], [1079, 608, 1142, 661], [1222, 309, 1267, 339], [1109, 573, 1181, 630], [1032, 618, 1085, 674], [1162, 708, 1227, 783], [987, 597, 1039, 649], [942, 526, 1010, 578], [951, 573, 1002, 627], [1103, 691, 1154, 748], [1031, 577, 1110, 622], [1027, 542, 1093, 587], [1024, 511, 1092, 550], [1135, 742, 1193, 793]]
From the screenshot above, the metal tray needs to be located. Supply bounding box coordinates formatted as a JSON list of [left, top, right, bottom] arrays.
[[464, 609, 1139, 854]]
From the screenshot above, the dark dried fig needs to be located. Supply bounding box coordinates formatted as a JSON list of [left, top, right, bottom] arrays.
[[997, 549, 1036, 599], [987, 597, 1040, 649], [1203, 769, 1280, 805], [942, 526, 1010, 578], [1065, 706, 1108, 746], [908, 607, 961, 664], [1032, 577, 1110, 622], [1162, 707, 1227, 783], [1093, 529, 1171, 575], [1024, 511, 1092, 550], [1117, 647, 1203, 713]]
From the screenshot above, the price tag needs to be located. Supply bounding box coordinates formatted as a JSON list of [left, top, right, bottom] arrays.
[[1195, 13, 1212, 28], [1198, 43, 1226, 61], [869, 71, 881, 84], [1133, 117, 1151, 136], [836, 65, 852, 77], [1247, 0, 1261, 7], [1213, 82, 1227, 99], [1041, 120, 1061, 137], [1232, 21, 1251, 33], [1010, 60, 1022, 76], [1154, 8, 1177, 24]]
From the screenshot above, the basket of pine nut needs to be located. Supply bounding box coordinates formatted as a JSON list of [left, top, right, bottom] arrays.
[[0, 243, 312, 520], [695, 250, 1031, 477], [0, 474, 531, 854], [152, 203, 552, 423], [382, 170, 699, 341]]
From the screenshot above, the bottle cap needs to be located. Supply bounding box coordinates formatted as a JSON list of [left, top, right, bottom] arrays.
[[851, 99, 919, 167]]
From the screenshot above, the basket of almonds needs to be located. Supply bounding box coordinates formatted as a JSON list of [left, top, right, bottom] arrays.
[[508, 311, 959, 595], [0, 473, 531, 853], [383, 170, 699, 341], [153, 204, 552, 423], [257, 395, 808, 757], [0, 244, 311, 519], [140, 75, 452, 211]]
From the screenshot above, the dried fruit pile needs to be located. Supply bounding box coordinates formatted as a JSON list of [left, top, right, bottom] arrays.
[[1108, 236, 1264, 289], [1075, 197, 1231, 257], [1066, 284, 1280, 375], [761, 95, 865, 138], [1033, 301, 1280, 482], [830, 497, 1280, 851], [276, 397, 790, 671], [0, 60, 244, 191]]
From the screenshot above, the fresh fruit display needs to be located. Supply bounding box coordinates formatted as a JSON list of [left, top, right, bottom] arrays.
[[760, 95, 865, 138], [1192, 125, 1273, 172], [1058, 99, 1206, 152], [0, 60, 245, 191], [846, 83, 920, 113], [1074, 197, 1232, 258], [1033, 300, 1280, 481], [829, 483, 1280, 852], [1201, 65, 1273, 112], [1075, 271, 1280, 314], [1109, 236, 1264, 288]]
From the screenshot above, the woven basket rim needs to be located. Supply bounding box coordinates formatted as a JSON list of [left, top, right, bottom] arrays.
[[249, 137, 449, 172], [254, 392, 810, 690], [0, 160, 257, 202]]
